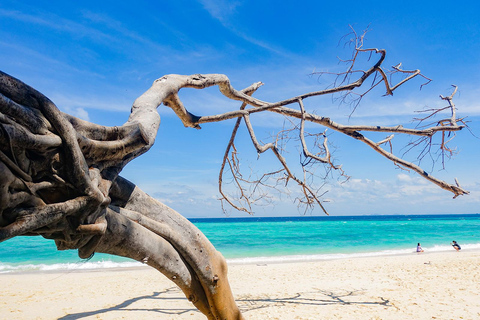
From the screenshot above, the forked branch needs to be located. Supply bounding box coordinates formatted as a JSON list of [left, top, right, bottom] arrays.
[[130, 37, 467, 213]]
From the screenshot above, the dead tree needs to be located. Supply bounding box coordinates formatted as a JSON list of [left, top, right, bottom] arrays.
[[0, 35, 468, 319]]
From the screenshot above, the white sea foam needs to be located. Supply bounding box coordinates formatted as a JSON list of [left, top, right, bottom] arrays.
[[226, 243, 480, 265], [0, 260, 145, 274], [427, 243, 480, 252], [2, 243, 479, 273]]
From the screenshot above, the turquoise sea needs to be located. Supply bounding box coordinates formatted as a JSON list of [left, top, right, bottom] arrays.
[[1, 214, 479, 273]]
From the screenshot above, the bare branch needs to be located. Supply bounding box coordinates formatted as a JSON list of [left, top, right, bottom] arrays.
[[0, 30, 472, 319]]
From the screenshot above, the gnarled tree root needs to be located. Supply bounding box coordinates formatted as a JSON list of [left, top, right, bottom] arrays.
[[93, 176, 244, 320]]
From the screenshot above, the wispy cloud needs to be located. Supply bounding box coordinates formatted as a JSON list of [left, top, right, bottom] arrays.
[[197, 0, 241, 22], [328, 173, 478, 210], [80, 11, 170, 53], [62, 106, 90, 121], [196, 0, 296, 58], [0, 8, 172, 61], [0, 8, 59, 29], [0, 8, 113, 44], [0, 41, 104, 79], [50, 93, 131, 113]]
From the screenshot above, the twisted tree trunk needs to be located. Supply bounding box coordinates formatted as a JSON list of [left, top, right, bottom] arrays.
[[0, 70, 243, 319], [0, 43, 469, 318]]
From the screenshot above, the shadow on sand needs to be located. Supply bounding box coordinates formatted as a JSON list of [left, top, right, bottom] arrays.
[[58, 287, 391, 319], [237, 288, 391, 313], [57, 288, 199, 319]]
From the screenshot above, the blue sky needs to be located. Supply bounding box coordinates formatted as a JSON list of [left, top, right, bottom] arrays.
[[1, 0, 479, 217]]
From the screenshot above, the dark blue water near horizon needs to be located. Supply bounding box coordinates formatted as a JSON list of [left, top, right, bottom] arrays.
[[1, 214, 479, 273], [190, 213, 480, 224]]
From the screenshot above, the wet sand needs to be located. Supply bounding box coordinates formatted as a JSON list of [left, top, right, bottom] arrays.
[[1, 250, 479, 319]]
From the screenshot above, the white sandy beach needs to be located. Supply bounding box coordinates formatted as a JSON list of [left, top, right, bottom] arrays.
[[1, 250, 479, 320]]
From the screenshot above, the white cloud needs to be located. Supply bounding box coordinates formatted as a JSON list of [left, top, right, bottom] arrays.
[[197, 0, 295, 58], [72, 107, 90, 121], [0, 41, 104, 80], [0, 9, 112, 44], [197, 0, 241, 22], [81, 11, 169, 53], [51, 93, 131, 113], [147, 182, 221, 217], [328, 173, 452, 206], [396, 173, 412, 182]]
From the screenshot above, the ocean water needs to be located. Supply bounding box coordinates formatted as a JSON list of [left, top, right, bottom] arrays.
[[1, 214, 479, 273]]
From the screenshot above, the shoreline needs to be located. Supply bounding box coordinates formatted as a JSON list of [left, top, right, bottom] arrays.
[[2, 250, 480, 319], [2, 247, 480, 275]]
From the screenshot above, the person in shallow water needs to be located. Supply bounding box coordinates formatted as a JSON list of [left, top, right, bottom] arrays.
[[416, 243, 424, 252], [451, 241, 461, 251]]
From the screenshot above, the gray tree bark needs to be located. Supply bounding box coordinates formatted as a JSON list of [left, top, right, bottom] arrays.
[[0, 70, 243, 319], [0, 41, 468, 319]]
